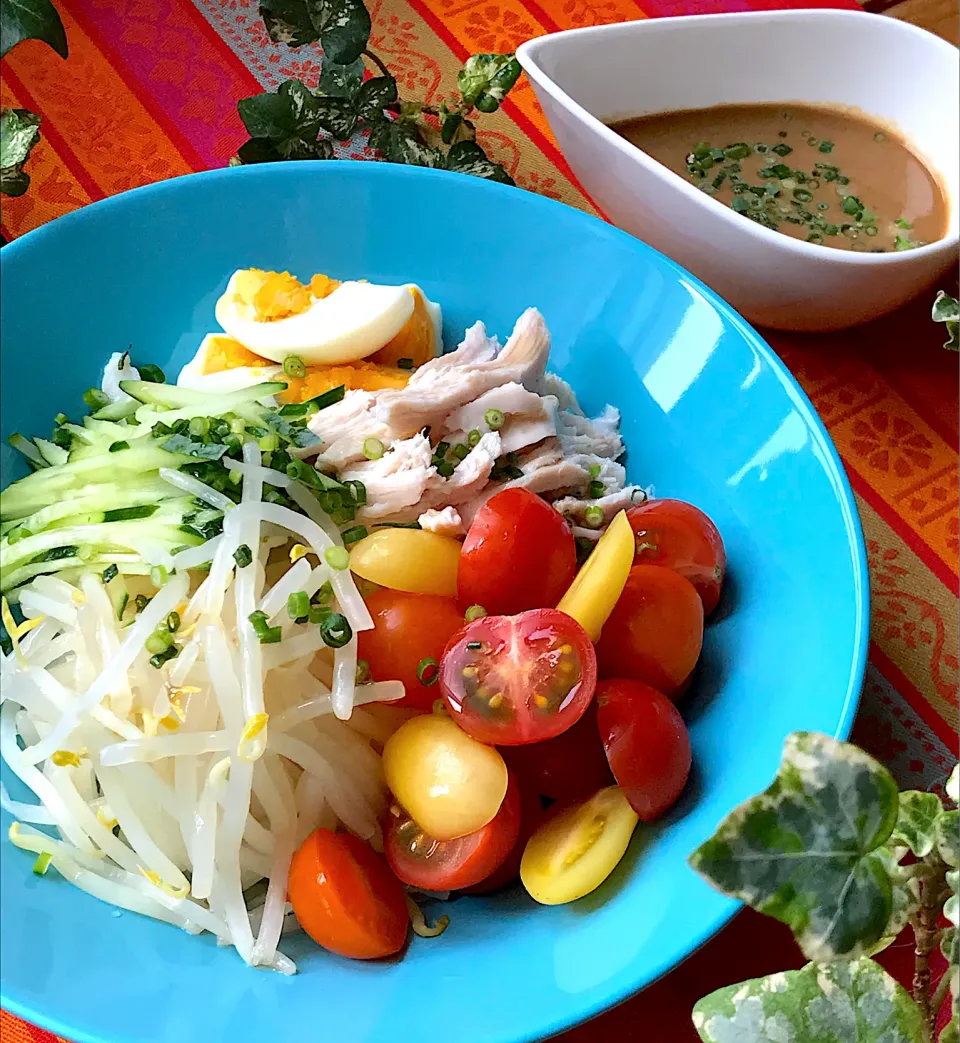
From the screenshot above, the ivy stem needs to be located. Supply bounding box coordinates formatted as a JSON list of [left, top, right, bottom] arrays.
[[362, 49, 392, 79], [912, 852, 948, 1043]]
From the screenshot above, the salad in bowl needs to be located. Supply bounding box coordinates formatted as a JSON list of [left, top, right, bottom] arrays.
[[1, 264, 725, 972]]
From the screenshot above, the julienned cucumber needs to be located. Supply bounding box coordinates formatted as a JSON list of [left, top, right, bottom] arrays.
[[0, 376, 335, 599]]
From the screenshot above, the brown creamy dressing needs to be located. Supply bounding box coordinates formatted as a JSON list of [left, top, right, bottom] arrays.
[[609, 103, 949, 253]]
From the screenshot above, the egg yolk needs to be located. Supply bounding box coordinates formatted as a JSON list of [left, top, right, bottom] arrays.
[[370, 287, 438, 369], [201, 335, 269, 374], [199, 334, 410, 402], [232, 269, 342, 323], [280, 361, 410, 403]]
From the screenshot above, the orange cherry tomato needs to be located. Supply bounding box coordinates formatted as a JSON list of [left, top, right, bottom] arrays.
[[626, 499, 726, 615], [357, 589, 466, 710], [287, 829, 408, 960], [385, 772, 522, 891], [595, 565, 703, 698]]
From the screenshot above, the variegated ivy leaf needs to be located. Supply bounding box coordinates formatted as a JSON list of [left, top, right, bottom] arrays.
[[446, 140, 514, 185], [890, 790, 943, 857], [947, 764, 959, 804], [456, 53, 521, 111], [356, 75, 397, 123], [946, 868, 959, 927], [933, 292, 959, 352], [317, 57, 364, 99], [940, 811, 960, 869], [258, 0, 370, 65], [0, 0, 68, 59], [314, 96, 357, 141], [692, 958, 924, 1043], [0, 107, 42, 197], [369, 119, 442, 167], [867, 851, 916, 958], [689, 732, 901, 961]]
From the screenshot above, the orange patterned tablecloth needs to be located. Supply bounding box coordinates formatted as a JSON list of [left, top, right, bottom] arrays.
[[1, 0, 957, 1039]]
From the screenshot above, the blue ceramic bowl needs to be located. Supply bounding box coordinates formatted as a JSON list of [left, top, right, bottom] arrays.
[[0, 163, 868, 1043]]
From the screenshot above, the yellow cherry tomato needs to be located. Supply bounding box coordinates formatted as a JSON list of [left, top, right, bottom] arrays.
[[383, 714, 508, 841], [349, 529, 460, 597], [520, 785, 639, 905], [556, 510, 634, 641]]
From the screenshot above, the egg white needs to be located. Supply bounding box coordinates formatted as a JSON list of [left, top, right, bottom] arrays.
[[177, 334, 285, 396], [214, 272, 437, 366]]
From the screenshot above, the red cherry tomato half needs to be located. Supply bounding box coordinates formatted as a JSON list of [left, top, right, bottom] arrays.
[[385, 772, 522, 891], [440, 608, 597, 746], [458, 488, 577, 616], [461, 778, 544, 895], [357, 590, 466, 710], [596, 565, 703, 698], [596, 679, 692, 821], [502, 700, 614, 805], [626, 499, 726, 616], [288, 829, 408, 960]]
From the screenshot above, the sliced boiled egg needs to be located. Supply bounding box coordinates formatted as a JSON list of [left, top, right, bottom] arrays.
[[214, 268, 441, 366], [177, 334, 284, 394]]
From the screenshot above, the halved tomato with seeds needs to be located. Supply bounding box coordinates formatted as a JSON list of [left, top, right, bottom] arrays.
[[439, 608, 596, 746]]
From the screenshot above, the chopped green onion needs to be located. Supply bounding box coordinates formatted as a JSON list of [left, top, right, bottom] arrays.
[[229, 469, 243, 486], [33, 851, 52, 875], [587, 480, 605, 499], [233, 544, 253, 568], [258, 432, 280, 452], [77, 544, 96, 562], [320, 613, 352, 648], [325, 546, 350, 571], [894, 234, 916, 251], [230, 417, 246, 435], [583, 506, 605, 529], [102, 564, 119, 584], [109, 440, 130, 453], [575, 536, 595, 565], [303, 385, 346, 412], [363, 437, 385, 461], [397, 357, 414, 370], [467, 429, 482, 447], [436, 459, 454, 478], [188, 416, 210, 437], [166, 611, 181, 633], [54, 412, 68, 426], [150, 564, 169, 587], [248, 609, 282, 643], [145, 630, 174, 655], [308, 603, 332, 625], [288, 591, 310, 620], [587, 464, 601, 479], [356, 658, 371, 683], [83, 388, 111, 411], [283, 355, 307, 379], [895, 217, 912, 229], [138, 364, 166, 383], [417, 657, 439, 686], [149, 645, 180, 669], [135, 594, 151, 613], [343, 480, 367, 506], [464, 604, 487, 623], [484, 408, 505, 430], [341, 525, 368, 546], [452, 443, 470, 461], [818, 141, 834, 153], [874, 131, 886, 142], [259, 626, 282, 644], [285, 459, 308, 482]]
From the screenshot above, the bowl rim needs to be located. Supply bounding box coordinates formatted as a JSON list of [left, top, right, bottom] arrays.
[[0, 160, 871, 1043], [517, 8, 960, 266]]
